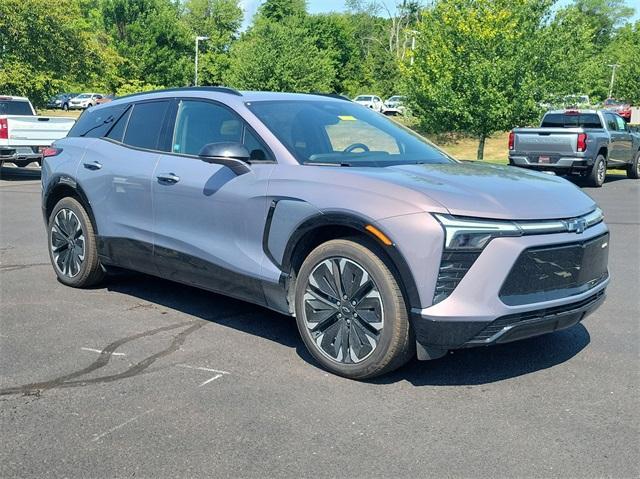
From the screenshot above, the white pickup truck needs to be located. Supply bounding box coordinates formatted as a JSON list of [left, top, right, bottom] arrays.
[[0, 96, 76, 168]]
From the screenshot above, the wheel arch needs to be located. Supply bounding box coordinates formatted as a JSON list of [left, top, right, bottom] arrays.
[[280, 212, 421, 312], [43, 176, 98, 234]]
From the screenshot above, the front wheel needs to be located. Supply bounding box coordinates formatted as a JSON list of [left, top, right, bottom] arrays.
[[47, 197, 105, 287], [294, 238, 414, 379], [627, 151, 640, 179], [587, 154, 606, 187]]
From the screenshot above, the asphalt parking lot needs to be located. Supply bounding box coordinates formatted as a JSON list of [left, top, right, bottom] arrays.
[[1, 165, 638, 478]]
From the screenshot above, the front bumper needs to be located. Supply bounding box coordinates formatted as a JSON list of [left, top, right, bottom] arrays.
[[0, 146, 43, 163], [411, 222, 609, 352]]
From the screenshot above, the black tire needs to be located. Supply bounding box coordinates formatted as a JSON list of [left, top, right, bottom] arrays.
[[47, 197, 104, 288], [587, 154, 606, 187], [627, 150, 640, 179], [294, 238, 414, 379]]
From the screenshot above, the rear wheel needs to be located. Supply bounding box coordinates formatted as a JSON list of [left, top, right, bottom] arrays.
[[294, 238, 414, 379], [627, 151, 640, 179], [47, 197, 104, 287], [587, 154, 606, 187]]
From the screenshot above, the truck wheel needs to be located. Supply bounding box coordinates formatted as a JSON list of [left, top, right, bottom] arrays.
[[47, 197, 105, 288], [627, 151, 640, 179], [294, 238, 414, 379], [587, 154, 606, 187]]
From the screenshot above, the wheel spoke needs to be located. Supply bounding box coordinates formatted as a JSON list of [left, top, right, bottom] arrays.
[[50, 209, 85, 279], [303, 256, 384, 365]]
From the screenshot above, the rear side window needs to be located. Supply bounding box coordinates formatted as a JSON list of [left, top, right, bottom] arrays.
[[123, 101, 170, 150], [0, 101, 33, 116], [541, 113, 602, 129], [67, 104, 129, 138], [105, 107, 131, 142]]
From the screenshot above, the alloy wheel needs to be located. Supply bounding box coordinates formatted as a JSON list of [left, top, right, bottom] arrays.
[[597, 160, 606, 184], [50, 208, 85, 278], [303, 257, 384, 364]]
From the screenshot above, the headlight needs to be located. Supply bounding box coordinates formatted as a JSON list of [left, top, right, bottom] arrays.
[[434, 214, 521, 250]]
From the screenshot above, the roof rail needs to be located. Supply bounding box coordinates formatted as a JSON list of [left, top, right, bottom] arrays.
[[117, 86, 242, 100], [309, 92, 352, 101]]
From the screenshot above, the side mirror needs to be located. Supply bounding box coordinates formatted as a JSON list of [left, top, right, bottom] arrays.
[[198, 142, 251, 176]]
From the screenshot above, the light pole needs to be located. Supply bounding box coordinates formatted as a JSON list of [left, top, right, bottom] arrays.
[[608, 64, 619, 99], [194, 36, 209, 86], [408, 30, 420, 65]]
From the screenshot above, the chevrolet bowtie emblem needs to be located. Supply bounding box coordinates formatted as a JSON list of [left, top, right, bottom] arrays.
[[565, 218, 587, 234]]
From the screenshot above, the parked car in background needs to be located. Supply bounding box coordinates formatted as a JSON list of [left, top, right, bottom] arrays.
[[42, 87, 610, 379], [509, 109, 640, 186], [96, 94, 116, 105], [46, 93, 79, 111], [603, 98, 632, 122], [0, 96, 76, 168], [353, 95, 385, 113], [69, 93, 104, 110], [383, 95, 406, 115]]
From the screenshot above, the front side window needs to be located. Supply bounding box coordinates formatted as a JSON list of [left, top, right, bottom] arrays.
[[123, 101, 170, 150], [605, 113, 618, 131], [247, 100, 453, 167], [171, 100, 271, 161], [615, 115, 627, 130]]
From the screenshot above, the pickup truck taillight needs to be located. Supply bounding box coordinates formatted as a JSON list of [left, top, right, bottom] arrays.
[[0, 118, 8, 140], [42, 147, 63, 158], [508, 131, 515, 150], [577, 133, 587, 152]]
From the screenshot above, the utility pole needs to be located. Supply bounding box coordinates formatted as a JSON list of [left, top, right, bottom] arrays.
[[408, 30, 419, 65], [195, 36, 209, 87], [608, 64, 619, 99]]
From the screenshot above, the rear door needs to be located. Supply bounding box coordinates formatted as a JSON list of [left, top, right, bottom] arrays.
[[74, 100, 170, 272], [151, 98, 275, 301]]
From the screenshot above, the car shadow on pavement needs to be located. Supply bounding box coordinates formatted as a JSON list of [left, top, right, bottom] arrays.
[[0, 165, 42, 181], [105, 271, 591, 386]]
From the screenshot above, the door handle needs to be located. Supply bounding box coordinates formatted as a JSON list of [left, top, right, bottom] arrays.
[[156, 173, 180, 184], [83, 161, 102, 170]]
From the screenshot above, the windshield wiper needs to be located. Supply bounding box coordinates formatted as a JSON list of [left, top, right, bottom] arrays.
[[303, 161, 352, 167]]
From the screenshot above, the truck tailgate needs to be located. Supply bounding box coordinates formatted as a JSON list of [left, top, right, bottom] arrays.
[[4, 115, 76, 147], [513, 128, 580, 155]]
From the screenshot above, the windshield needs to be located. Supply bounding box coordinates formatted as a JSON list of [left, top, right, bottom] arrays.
[[247, 100, 454, 167], [354, 96, 372, 101], [77, 94, 91, 99], [388, 96, 403, 102]]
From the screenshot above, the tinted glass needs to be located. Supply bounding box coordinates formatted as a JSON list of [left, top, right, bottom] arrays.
[[615, 115, 627, 130], [541, 113, 602, 128], [248, 100, 453, 166], [0, 101, 33, 116], [123, 101, 170, 150], [243, 128, 272, 162], [67, 104, 129, 138], [105, 107, 131, 142], [604, 113, 617, 131]]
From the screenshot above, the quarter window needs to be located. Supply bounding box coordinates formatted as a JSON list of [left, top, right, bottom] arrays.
[[123, 101, 170, 150]]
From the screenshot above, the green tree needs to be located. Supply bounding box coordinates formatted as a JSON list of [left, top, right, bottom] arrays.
[[224, 5, 336, 92], [404, 0, 556, 160], [604, 21, 640, 103], [101, 0, 193, 88], [0, 0, 121, 106], [182, 0, 243, 86]]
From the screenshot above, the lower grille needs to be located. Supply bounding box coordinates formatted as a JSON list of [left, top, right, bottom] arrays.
[[468, 289, 605, 343], [433, 251, 480, 305], [500, 233, 609, 306]]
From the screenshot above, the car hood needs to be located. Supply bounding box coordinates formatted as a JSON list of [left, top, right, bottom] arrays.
[[355, 162, 596, 220]]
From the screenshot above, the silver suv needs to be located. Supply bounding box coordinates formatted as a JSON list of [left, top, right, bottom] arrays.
[[41, 88, 609, 379]]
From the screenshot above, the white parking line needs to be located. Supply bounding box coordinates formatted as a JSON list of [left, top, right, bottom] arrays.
[[81, 347, 126, 356], [177, 364, 230, 387], [92, 409, 155, 442]]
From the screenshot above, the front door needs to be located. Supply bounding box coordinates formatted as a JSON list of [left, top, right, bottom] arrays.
[[152, 99, 276, 302]]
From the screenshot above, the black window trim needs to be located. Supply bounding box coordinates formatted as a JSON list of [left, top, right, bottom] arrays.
[[98, 96, 276, 164]]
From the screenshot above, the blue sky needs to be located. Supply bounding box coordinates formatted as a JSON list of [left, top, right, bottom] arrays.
[[241, 0, 639, 26]]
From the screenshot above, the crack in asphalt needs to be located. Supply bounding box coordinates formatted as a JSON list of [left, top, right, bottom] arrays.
[[0, 321, 205, 397]]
